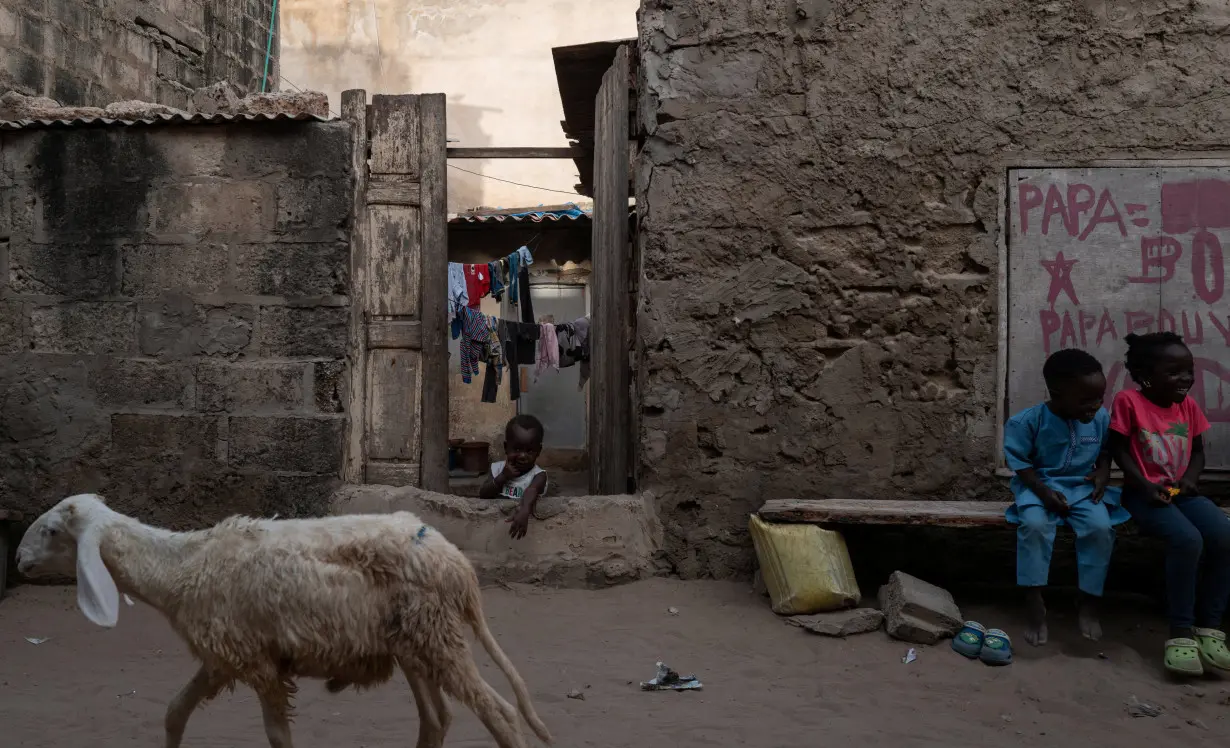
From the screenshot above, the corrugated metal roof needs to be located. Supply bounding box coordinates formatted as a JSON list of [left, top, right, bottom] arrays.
[[0, 111, 332, 131], [450, 204, 593, 224]]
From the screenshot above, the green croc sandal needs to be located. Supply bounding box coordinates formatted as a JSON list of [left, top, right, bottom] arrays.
[[1194, 628, 1230, 672], [979, 628, 1013, 666], [1164, 638, 1204, 676]]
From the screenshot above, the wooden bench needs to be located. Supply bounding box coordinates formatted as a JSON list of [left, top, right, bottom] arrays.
[[0, 509, 24, 601], [757, 498, 1230, 527]]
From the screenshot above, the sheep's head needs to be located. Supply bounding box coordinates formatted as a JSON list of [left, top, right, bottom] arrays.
[[16, 494, 120, 627]]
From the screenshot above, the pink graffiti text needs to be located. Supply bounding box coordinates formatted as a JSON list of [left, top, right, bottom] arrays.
[[1038, 308, 1230, 354]]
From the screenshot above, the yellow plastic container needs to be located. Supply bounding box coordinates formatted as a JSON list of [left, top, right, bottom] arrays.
[[749, 514, 861, 615]]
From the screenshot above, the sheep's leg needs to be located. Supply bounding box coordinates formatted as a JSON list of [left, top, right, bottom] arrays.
[[165, 665, 224, 748], [256, 688, 295, 748], [430, 647, 524, 748], [402, 666, 448, 748]]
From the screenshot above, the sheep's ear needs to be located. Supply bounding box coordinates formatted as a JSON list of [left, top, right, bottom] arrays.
[[76, 527, 119, 628]]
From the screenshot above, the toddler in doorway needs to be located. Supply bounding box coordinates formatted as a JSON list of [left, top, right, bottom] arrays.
[[1107, 332, 1230, 677], [480, 414, 549, 540], [1003, 348, 1128, 646]]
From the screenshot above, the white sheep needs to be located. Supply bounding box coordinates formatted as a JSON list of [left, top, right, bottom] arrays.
[[15, 493, 552, 748]]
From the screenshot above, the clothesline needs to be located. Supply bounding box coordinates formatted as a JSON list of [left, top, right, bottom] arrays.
[[452, 305, 591, 405], [447, 245, 536, 326], [446, 243, 591, 404]]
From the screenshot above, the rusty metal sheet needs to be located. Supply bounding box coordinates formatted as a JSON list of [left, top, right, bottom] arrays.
[[1007, 166, 1230, 472]]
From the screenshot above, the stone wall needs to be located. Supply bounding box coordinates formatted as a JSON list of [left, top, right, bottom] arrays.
[[0, 0, 278, 109], [636, 0, 1230, 578], [0, 118, 351, 527]]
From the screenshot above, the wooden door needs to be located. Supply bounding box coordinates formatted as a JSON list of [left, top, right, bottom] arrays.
[[341, 91, 449, 491], [589, 46, 632, 494]]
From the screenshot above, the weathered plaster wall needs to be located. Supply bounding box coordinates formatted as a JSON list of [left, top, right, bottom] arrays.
[[280, 0, 637, 210], [636, 0, 1230, 578], [0, 0, 278, 109], [0, 119, 351, 527]]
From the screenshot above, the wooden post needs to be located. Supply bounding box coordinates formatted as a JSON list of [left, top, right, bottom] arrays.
[[341, 89, 369, 484], [419, 95, 448, 493], [358, 94, 448, 490], [589, 45, 632, 495]]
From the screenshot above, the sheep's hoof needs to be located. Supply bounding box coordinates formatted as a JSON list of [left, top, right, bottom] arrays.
[[325, 678, 350, 693]]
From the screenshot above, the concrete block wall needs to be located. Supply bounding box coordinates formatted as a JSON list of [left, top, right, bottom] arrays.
[[0, 0, 278, 109], [0, 119, 352, 527]]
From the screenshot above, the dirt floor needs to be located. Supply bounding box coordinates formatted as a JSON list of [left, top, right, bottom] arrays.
[[0, 579, 1226, 747]]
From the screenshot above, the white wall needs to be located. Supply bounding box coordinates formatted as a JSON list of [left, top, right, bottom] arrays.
[[280, 0, 638, 212]]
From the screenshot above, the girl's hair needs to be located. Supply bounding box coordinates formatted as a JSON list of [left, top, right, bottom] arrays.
[[1124, 331, 1187, 382]]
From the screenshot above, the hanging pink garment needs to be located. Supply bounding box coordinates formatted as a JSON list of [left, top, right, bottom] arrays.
[[535, 323, 559, 380]]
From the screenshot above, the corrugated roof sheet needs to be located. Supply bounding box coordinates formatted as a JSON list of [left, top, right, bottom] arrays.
[[0, 111, 332, 131], [450, 204, 593, 224]]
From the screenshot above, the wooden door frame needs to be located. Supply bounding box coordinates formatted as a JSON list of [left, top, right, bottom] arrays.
[[589, 45, 633, 495], [341, 90, 449, 492]]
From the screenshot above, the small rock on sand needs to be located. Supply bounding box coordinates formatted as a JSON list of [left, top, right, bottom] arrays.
[[787, 608, 884, 637]]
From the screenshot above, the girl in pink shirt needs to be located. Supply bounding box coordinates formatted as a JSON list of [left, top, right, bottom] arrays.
[[1108, 332, 1230, 677]]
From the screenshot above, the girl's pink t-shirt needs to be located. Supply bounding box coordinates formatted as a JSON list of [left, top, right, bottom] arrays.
[[1109, 389, 1210, 485]]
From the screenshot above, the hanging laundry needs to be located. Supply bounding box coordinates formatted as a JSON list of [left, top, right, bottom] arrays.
[[488, 260, 505, 302], [535, 323, 559, 380], [447, 262, 468, 323], [507, 251, 521, 306], [497, 320, 520, 402], [463, 264, 490, 308], [516, 246, 536, 323], [556, 322, 578, 368], [479, 313, 505, 403], [510, 321, 539, 366], [517, 267, 534, 323], [571, 316, 591, 389], [457, 307, 491, 384]]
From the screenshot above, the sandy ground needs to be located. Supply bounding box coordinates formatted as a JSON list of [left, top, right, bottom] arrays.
[[0, 579, 1226, 747]]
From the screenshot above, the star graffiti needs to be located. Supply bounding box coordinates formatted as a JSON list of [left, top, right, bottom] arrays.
[[1040, 250, 1080, 308]]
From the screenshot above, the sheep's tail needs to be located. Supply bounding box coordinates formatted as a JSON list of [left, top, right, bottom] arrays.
[[466, 585, 553, 744]]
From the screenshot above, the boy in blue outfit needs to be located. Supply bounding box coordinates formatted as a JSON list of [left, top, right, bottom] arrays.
[[1003, 348, 1129, 646]]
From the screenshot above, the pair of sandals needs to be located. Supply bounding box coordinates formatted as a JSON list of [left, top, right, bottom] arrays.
[[951, 621, 1012, 665], [1164, 628, 1230, 677]]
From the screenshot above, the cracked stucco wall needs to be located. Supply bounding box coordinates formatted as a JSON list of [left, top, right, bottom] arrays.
[[0, 0, 278, 108], [636, 0, 1230, 578]]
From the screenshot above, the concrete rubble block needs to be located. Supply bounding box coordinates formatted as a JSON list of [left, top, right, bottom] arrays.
[[121, 243, 227, 297], [877, 571, 963, 645], [218, 122, 350, 180], [228, 415, 344, 473], [231, 242, 348, 297], [331, 485, 666, 589], [0, 91, 104, 121], [788, 608, 885, 637], [138, 300, 257, 358], [90, 359, 193, 409], [312, 361, 346, 413], [274, 179, 351, 239], [191, 81, 245, 115], [31, 302, 136, 355], [194, 360, 306, 413], [236, 91, 330, 119], [102, 100, 189, 120], [8, 242, 121, 297], [258, 306, 348, 358], [110, 413, 221, 464], [0, 300, 23, 352], [145, 181, 275, 238]]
